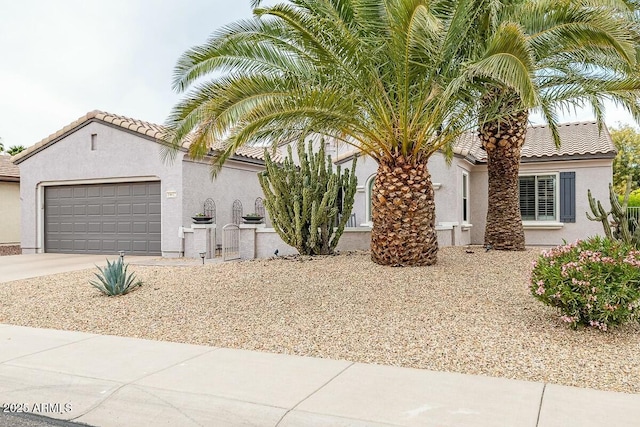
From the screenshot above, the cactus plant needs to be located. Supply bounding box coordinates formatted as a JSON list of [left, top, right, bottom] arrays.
[[258, 139, 357, 255], [587, 180, 640, 248]]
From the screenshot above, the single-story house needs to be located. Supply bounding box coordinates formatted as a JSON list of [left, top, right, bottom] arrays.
[[333, 121, 615, 247], [12, 113, 614, 259], [0, 154, 20, 246], [11, 111, 278, 257]]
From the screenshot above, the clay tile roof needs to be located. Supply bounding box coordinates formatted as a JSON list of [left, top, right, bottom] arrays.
[[452, 121, 615, 162], [333, 121, 615, 165], [0, 154, 19, 181], [12, 110, 281, 164]]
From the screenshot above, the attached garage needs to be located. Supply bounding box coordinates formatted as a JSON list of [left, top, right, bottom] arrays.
[[12, 110, 272, 257], [44, 182, 161, 255]]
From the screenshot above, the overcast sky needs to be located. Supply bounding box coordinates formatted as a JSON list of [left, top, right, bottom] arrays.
[[0, 0, 636, 149]]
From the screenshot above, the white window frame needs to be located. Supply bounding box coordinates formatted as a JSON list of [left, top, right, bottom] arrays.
[[518, 172, 560, 223], [461, 171, 469, 224], [364, 174, 376, 226]]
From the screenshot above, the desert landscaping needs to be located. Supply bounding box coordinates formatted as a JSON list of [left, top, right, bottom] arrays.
[[1, 246, 638, 394]]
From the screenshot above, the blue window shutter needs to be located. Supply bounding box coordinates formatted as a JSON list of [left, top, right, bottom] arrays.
[[560, 172, 576, 223]]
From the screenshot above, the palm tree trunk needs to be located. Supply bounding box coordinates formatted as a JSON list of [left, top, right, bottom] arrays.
[[480, 111, 528, 250], [371, 153, 438, 266]]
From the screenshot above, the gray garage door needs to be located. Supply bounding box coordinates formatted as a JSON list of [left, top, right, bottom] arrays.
[[45, 182, 161, 255]]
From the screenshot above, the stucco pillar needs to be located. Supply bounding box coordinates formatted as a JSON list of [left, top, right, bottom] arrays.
[[239, 224, 265, 259], [184, 224, 216, 258]]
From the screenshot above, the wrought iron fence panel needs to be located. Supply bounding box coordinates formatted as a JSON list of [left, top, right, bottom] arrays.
[[222, 223, 240, 261]]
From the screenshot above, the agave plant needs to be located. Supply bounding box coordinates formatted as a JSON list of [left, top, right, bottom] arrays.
[[89, 259, 142, 296]]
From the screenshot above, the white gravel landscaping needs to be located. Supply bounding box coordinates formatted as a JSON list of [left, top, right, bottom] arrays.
[[1, 246, 638, 393]]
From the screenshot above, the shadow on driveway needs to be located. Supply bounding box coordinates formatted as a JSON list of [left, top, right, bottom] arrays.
[[0, 254, 154, 283]]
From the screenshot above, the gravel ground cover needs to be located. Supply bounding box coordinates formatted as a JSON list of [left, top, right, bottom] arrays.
[[0, 245, 20, 256], [1, 246, 638, 393]]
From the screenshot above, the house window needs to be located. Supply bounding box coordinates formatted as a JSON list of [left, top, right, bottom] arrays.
[[519, 174, 557, 221], [462, 172, 469, 223], [91, 134, 97, 151], [366, 174, 376, 223]]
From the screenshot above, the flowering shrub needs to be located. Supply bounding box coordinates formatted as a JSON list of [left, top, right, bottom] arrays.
[[530, 236, 640, 330]]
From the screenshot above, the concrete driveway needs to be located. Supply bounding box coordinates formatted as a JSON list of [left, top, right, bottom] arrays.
[[0, 254, 154, 283]]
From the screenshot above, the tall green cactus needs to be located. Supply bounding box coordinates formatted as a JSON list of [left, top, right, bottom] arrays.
[[258, 139, 357, 255], [587, 180, 640, 248]]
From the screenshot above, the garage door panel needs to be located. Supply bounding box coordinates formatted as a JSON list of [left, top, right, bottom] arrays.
[[87, 205, 101, 216], [132, 222, 147, 233], [132, 241, 148, 252], [45, 182, 161, 255], [101, 240, 116, 252], [118, 185, 132, 196], [116, 240, 132, 251], [57, 188, 73, 198], [59, 240, 73, 250], [117, 204, 131, 215], [87, 240, 101, 251], [132, 184, 148, 196], [149, 241, 161, 253], [102, 204, 116, 216], [132, 203, 147, 215], [73, 240, 87, 250], [101, 186, 116, 197], [149, 202, 161, 215]]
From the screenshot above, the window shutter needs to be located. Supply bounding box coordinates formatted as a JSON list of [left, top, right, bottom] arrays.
[[560, 172, 576, 223]]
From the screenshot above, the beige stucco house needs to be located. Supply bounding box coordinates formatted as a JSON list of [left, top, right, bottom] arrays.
[[12, 111, 279, 257], [11, 112, 615, 259], [0, 154, 20, 246], [333, 121, 615, 247]]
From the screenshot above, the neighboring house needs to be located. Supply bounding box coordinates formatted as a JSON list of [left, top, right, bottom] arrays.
[[0, 154, 20, 246], [334, 121, 615, 247], [12, 111, 278, 257]]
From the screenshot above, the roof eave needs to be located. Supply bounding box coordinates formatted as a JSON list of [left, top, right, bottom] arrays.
[[519, 152, 616, 163]]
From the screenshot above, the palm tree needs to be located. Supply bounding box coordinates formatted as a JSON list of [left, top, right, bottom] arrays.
[[475, 0, 640, 250], [165, 0, 538, 266], [7, 145, 26, 156]]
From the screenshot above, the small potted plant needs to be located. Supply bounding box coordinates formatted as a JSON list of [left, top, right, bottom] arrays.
[[192, 213, 213, 224], [242, 213, 264, 224]]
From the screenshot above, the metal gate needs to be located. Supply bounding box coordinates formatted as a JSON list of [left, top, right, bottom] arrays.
[[222, 223, 240, 261]]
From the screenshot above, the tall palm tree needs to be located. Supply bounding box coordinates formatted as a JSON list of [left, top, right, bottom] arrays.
[[165, 0, 539, 266], [7, 145, 26, 156], [476, 0, 640, 250]]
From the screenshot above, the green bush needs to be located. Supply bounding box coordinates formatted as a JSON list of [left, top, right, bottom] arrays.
[[90, 259, 142, 296], [530, 236, 640, 331], [627, 189, 640, 207]]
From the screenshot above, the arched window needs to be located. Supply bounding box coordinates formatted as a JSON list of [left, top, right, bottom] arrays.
[[365, 174, 376, 224], [232, 200, 243, 225], [254, 197, 265, 218], [204, 198, 216, 224]]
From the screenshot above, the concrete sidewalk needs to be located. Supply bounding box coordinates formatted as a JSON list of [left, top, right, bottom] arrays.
[[1, 324, 638, 427]]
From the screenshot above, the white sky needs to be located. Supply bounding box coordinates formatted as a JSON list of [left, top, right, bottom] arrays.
[[0, 0, 636, 148]]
